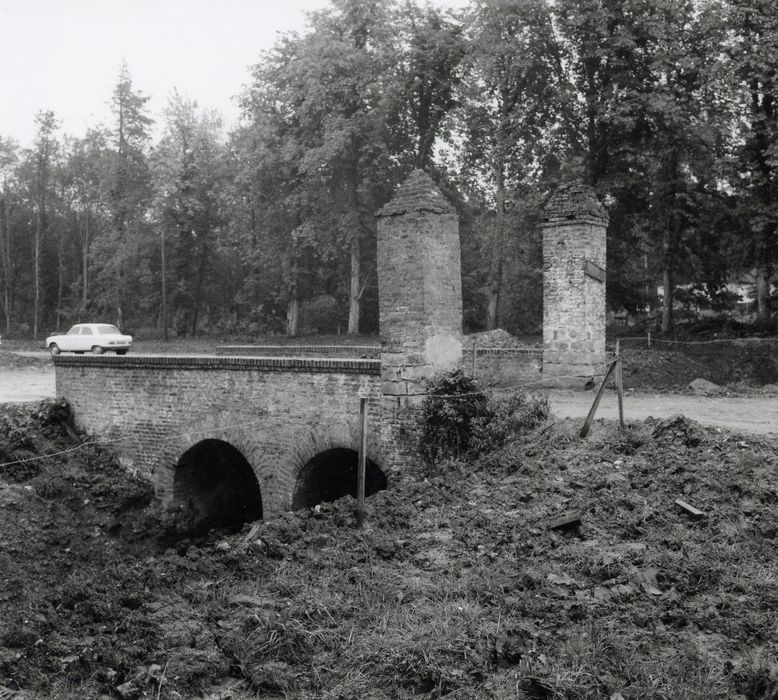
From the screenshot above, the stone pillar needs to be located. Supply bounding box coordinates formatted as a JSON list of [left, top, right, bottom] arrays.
[[542, 182, 608, 386], [376, 170, 463, 469], [377, 169, 463, 397]]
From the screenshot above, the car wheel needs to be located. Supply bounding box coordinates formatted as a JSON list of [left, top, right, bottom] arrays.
[[116, 349, 128, 356], [91, 346, 104, 355], [49, 343, 60, 357]]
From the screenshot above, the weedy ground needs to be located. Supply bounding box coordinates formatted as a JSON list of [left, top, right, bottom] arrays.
[[0, 398, 776, 699]]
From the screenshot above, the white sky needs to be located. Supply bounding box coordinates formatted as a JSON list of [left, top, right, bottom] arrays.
[[0, 0, 465, 148]]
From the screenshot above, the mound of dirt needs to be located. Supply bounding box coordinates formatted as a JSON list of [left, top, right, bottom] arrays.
[[1, 401, 777, 699], [468, 328, 534, 348], [619, 341, 778, 392]]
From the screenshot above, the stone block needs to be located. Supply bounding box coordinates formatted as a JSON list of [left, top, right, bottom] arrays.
[[381, 381, 407, 396]]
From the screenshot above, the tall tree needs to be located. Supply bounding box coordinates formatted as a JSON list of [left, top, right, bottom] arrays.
[[0, 137, 19, 336], [729, 0, 778, 322], [30, 111, 59, 338], [96, 62, 152, 328], [457, 0, 558, 330], [153, 93, 226, 336], [398, 3, 467, 170], [61, 129, 110, 318], [551, 0, 731, 331]]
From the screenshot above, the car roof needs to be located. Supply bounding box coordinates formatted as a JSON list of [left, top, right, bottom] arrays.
[[70, 323, 119, 330]]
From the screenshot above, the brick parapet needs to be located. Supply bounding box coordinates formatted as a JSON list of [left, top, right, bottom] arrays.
[[53, 354, 381, 375], [217, 344, 380, 359]]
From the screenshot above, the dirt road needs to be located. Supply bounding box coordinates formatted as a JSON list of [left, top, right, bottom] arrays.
[[549, 389, 778, 436], [0, 367, 56, 402], [1, 363, 775, 436]]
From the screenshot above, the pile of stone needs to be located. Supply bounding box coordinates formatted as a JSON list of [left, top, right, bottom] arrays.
[[467, 329, 527, 348]]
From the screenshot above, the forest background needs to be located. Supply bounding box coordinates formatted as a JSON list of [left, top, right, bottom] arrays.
[[0, 0, 776, 342]]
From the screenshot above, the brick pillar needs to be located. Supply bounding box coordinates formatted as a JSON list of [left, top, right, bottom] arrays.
[[376, 170, 463, 469], [542, 182, 608, 386], [377, 169, 463, 395]]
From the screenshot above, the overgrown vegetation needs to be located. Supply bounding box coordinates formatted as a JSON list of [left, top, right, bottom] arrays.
[[419, 370, 490, 463], [420, 369, 550, 464]]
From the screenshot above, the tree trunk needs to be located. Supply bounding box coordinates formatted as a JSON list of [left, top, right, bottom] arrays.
[[661, 263, 673, 333], [161, 225, 168, 341], [82, 209, 89, 311], [34, 206, 41, 338], [485, 162, 506, 331], [286, 244, 299, 337], [191, 236, 209, 337], [56, 230, 64, 330], [347, 232, 360, 334], [286, 296, 299, 336], [755, 265, 770, 322], [1, 193, 11, 336]]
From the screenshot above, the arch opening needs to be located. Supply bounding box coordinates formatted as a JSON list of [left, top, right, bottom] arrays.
[[174, 439, 263, 532], [292, 448, 387, 510]]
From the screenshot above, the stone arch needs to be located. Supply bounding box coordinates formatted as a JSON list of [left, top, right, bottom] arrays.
[[173, 438, 263, 530], [292, 446, 388, 510]]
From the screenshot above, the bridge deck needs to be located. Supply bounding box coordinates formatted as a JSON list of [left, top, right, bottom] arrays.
[[53, 354, 381, 374]]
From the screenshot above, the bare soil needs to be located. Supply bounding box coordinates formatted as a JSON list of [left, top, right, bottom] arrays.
[[1, 400, 777, 699]]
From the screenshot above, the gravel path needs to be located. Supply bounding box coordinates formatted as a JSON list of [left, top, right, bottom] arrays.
[[548, 389, 778, 436]]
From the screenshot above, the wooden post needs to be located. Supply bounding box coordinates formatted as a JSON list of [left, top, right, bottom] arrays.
[[471, 338, 477, 376], [647, 328, 651, 348], [579, 359, 618, 438], [615, 340, 624, 431], [356, 397, 368, 528]]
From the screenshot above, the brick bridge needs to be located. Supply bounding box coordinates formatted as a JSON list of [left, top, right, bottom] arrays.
[[53, 172, 607, 525]]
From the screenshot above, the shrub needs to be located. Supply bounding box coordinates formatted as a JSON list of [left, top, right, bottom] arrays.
[[419, 370, 491, 464], [470, 391, 549, 454], [419, 370, 551, 464]]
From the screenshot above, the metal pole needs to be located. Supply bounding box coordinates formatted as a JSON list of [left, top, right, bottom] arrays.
[[580, 360, 618, 438], [471, 338, 477, 375], [647, 328, 651, 348], [615, 339, 624, 431], [356, 397, 367, 528]]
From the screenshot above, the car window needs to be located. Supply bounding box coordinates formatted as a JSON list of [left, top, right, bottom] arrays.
[[67, 327, 80, 335], [80, 327, 94, 335], [97, 325, 120, 334]]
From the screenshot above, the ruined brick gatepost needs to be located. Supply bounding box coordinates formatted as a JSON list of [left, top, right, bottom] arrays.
[[376, 170, 463, 468], [542, 182, 609, 386]]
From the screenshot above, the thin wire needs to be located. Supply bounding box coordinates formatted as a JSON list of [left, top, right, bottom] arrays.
[[408, 361, 615, 398], [0, 417, 272, 470], [616, 335, 777, 345]]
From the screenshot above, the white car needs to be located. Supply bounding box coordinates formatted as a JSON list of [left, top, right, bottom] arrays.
[[46, 323, 133, 356]]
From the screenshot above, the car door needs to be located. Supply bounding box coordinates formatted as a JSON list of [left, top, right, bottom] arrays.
[[62, 325, 81, 352], [78, 325, 94, 352]]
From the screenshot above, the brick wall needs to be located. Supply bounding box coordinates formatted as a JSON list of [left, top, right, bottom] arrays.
[[217, 345, 380, 359], [462, 346, 543, 387], [54, 355, 385, 518], [542, 183, 608, 385]]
